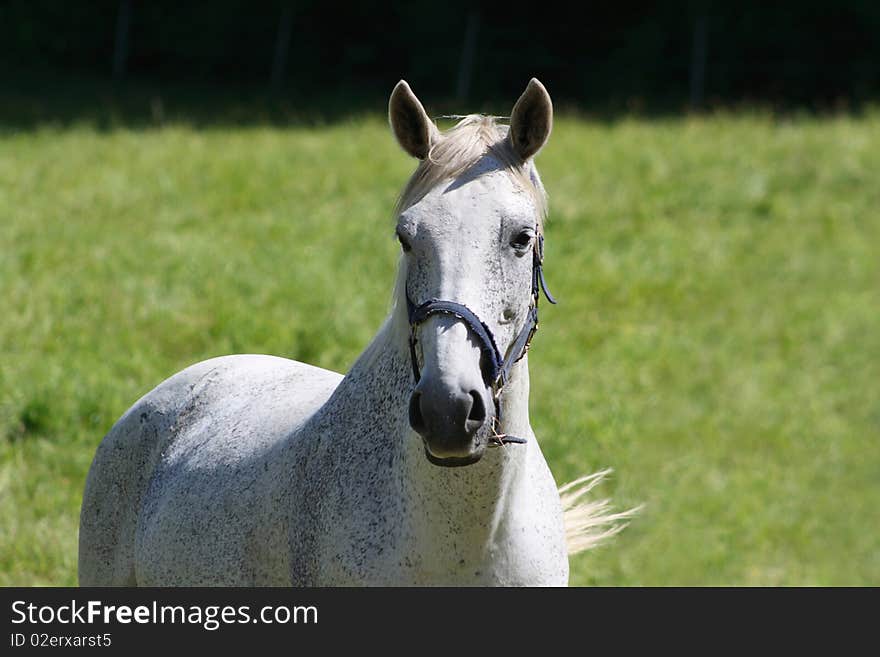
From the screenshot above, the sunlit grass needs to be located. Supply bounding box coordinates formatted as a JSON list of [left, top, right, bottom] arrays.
[[1, 112, 878, 585]]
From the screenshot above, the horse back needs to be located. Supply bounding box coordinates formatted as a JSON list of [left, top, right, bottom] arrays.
[[78, 354, 341, 585]]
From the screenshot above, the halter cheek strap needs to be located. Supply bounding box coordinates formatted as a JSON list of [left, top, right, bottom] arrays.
[[405, 232, 556, 447]]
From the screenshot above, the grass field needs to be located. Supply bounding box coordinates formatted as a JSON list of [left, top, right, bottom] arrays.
[[1, 111, 878, 586]]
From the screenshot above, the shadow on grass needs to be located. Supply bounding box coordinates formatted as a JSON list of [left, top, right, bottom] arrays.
[[0, 69, 393, 133], [3, 68, 878, 134]]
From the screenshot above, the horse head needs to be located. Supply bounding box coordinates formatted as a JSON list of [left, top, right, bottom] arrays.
[[389, 78, 554, 467]]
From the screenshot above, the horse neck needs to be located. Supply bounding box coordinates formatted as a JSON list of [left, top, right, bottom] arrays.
[[325, 301, 534, 547]]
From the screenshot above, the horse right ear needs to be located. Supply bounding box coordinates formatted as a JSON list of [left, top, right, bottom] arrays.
[[389, 80, 438, 160], [509, 78, 553, 161]]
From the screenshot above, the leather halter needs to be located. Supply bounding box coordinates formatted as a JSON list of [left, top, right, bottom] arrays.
[[405, 232, 556, 447]]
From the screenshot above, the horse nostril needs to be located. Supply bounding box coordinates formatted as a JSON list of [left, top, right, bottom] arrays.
[[467, 390, 487, 425], [409, 392, 426, 434], [411, 385, 487, 442]]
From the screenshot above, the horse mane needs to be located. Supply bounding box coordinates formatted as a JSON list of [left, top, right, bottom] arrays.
[[394, 114, 548, 229], [558, 469, 643, 556]]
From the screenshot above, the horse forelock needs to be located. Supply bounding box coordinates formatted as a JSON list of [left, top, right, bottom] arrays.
[[393, 114, 548, 229]]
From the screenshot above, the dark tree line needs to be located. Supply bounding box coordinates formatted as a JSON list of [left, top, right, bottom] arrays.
[[3, 1, 879, 109]]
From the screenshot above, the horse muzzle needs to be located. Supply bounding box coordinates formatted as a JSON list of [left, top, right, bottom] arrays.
[[408, 377, 492, 467], [404, 247, 558, 466]]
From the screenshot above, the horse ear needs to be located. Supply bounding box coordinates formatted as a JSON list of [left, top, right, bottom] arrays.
[[509, 78, 553, 161], [389, 80, 438, 160]]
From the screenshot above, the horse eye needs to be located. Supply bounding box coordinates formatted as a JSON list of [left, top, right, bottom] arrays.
[[397, 229, 412, 252], [510, 231, 533, 251]]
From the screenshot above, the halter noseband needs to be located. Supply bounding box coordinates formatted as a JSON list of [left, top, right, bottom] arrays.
[[405, 231, 556, 447]]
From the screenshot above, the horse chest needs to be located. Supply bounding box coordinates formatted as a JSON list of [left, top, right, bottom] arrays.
[[289, 453, 569, 586]]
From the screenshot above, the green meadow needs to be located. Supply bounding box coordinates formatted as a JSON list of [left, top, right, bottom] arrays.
[[1, 112, 878, 585]]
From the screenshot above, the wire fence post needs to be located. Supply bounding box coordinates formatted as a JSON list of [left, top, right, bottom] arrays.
[[112, 0, 132, 82], [689, 15, 708, 109], [456, 9, 481, 102], [271, 3, 293, 92]]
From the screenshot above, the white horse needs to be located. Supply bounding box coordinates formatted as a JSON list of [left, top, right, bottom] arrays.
[[79, 79, 632, 586]]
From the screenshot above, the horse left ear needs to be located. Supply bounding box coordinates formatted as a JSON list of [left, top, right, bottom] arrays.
[[509, 78, 553, 161], [389, 80, 438, 160]]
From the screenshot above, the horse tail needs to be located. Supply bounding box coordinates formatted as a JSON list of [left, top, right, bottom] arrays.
[[558, 469, 642, 556]]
